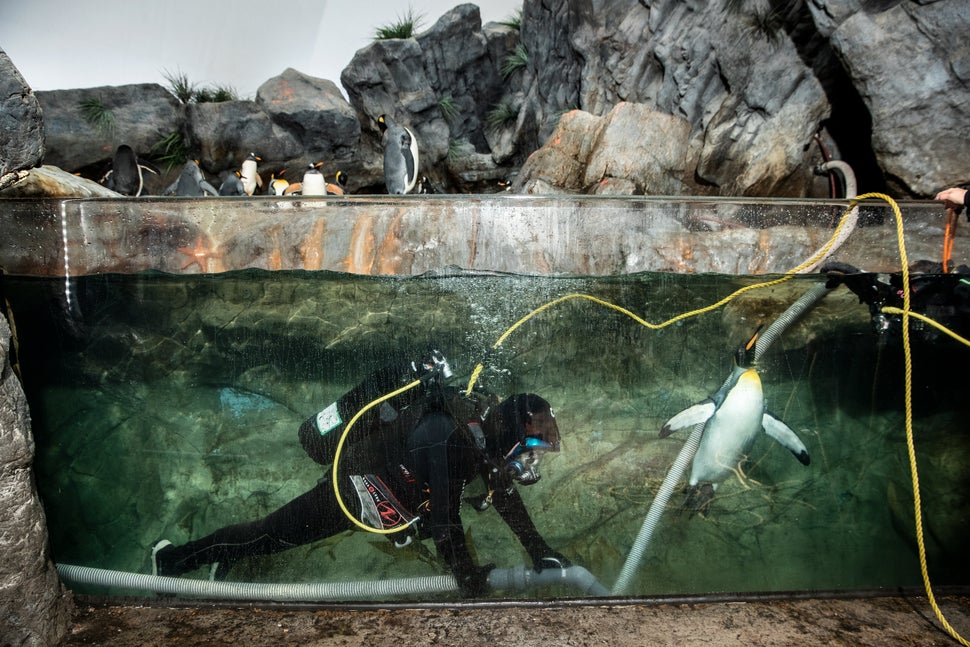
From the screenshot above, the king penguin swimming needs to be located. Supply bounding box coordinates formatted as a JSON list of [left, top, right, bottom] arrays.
[[99, 144, 159, 196], [659, 330, 810, 513], [378, 114, 419, 194]]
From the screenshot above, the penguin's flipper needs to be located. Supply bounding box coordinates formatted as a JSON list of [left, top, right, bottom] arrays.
[[162, 179, 179, 196], [659, 401, 715, 438], [200, 180, 220, 196], [255, 174, 264, 189], [762, 413, 810, 465], [284, 182, 302, 195]]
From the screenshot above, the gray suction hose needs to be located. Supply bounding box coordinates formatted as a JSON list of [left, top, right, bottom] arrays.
[[801, 160, 858, 274], [611, 421, 705, 595], [56, 562, 607, 601], [612, 279, 834, 596], [753, 281, 833, 363]]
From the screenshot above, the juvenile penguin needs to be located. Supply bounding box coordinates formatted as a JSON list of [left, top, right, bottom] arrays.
[[240, 152, 263, 196], [659, 331, 810, 512], [378, 114, 419, 194], [100, 144, 159, 196], [266, 170, 290, 196], [164, 160, 219, 197], [300, 162, 327, 196], [218, 170, 246, 196]]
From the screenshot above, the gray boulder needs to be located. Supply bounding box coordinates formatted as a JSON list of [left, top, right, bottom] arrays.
[[0, 47, 45, 177], [187, 100, 303, 172], [255, 68, 361, 163], [828, 1, 970, 195], [0, 314, 72, 647], [342, 37, 449, 174], [0, 165, 121, 198], [514, 103, 692, 195], [36, 83, 181, 174], [416, 3, 502, 151]]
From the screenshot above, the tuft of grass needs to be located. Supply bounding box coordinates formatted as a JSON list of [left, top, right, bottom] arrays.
[[438, 95, 460, 123], [150, 131, 189, 171], [162, 68, 196, 104], [78, 97, 114, 134], [497, 10, 522, 30], [447, 138, 474, 160], [163, 69, 239, 104], [194, 84, 239, 103], [375, 7, 423, 40], [501, 43, 529, 78], [485, 99, 519, 131]]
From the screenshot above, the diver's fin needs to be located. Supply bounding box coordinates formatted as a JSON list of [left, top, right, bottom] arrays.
[[660, 401, 715, 438], [762, 413, 810, 465]]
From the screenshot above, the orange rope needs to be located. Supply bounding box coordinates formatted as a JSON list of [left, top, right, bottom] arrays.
[[942, 206, 958, 274]]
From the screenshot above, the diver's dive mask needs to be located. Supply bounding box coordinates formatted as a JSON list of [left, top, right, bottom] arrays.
[[504, 436, 555, 485]]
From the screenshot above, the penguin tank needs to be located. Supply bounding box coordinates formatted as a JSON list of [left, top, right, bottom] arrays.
[[1, 195, 968, 603]]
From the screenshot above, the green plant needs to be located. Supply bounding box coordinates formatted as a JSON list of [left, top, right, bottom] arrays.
[[374, 7, 423, 40], [162, 68, 196, 104], [447, 138, 474, 160], [498, 9, 522, 30], [194, 84, 239, 103], [501, 43, 529, 78], [438, 95, 460, 123], [78, 97, 114, 134], [485, 99, 519, 131], [150, 131, 189, 171]]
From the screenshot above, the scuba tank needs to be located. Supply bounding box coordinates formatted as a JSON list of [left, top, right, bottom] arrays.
[[298, 350, 452, 465]]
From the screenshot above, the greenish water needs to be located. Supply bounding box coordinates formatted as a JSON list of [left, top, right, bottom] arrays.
[[4, 269, 968, 600]]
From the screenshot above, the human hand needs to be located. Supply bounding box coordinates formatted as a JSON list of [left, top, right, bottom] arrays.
[[532, 550, 572, 572], [934, 187, 967, 207], [455, 562, 495, 597]]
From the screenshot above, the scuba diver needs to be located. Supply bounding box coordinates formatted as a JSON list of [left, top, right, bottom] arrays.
[[150, 350, 570, 597]]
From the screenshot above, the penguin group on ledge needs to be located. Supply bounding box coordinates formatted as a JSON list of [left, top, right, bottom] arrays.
[[98, 112, 437, 198]]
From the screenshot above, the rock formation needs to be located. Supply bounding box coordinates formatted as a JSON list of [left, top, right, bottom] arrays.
[[6, 1, 970, 197], [0, 313, 72, 646], [0, 48, 44, 179]]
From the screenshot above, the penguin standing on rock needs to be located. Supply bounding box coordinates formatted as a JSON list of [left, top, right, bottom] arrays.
[[266, 170, 290, 196], [164, 160, 219, 196], [100, 144, 159, 196], [327, 170, 348, 195], [240, 152, 263, 196], [218, 170, 246, 196], [378, 114, 419, 194], [659, 330, 810, 514], [299, 162, 327, 196]]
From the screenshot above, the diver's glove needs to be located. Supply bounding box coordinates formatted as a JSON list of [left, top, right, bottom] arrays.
[[531, 550, 572, 573], [454, 562, 495, 597]]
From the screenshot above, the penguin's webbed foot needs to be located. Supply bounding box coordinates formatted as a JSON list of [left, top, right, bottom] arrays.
[[682, 483, 716, 518]]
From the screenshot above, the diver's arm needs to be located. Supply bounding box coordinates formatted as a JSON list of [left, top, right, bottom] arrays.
[[421, 418, 492, 595], [491, 485, 571, 571]]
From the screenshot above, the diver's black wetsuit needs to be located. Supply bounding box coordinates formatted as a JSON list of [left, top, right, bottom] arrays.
[[155, 387, 566, 595]]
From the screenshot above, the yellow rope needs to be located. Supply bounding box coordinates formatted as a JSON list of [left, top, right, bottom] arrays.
[[335, 193, 967, 643], [869, 192, 970, 646], [465, 197, 861, 395]]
